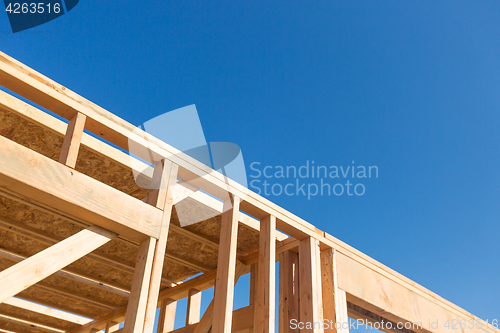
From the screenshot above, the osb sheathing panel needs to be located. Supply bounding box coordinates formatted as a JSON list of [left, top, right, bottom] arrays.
[[0, 302, 77, 331], [166, 227, 218, 270], [0, 317, 46, 333], [0, 256, 125, 310], [17, 286, 106, 319]]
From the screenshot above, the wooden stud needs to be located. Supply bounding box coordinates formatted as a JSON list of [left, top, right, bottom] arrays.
[[212, 196, 241, 333], [186, 289, 202, 326], [335, 290, 349, 333], [320, 248, 337, 333], [279, 250, 299, 333], [158, 298, 177, 333], [254, 215, 276, 333], [0, 225, 116, 303], [249, 263, 258, 306], [143, 161, 179, 333], [123, 237, 157, 333], [299, 237, 324, 333], [59, 111, 86, 168]]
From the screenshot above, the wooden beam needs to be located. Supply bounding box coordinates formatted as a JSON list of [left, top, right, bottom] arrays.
[[335, 290, 349, 333], [143, 161, 178, 333], [249, 263, 257, 306], [320, 248, 336, 333], [0, 135, 163, 242], [299, 237, 324, 333], [0, 225, 116, 303], [212, 196, 241, 333], [279, 250, 299, 333], [59, 111, 86, 168], [254, 215, 276, 333], [0, 216, 177, 288], [0, 248, 129, 297], [122, 237, 157, 333], [157, 298, 177, 333], [4, 297, 92, 326], [186, 289, 202, 326]]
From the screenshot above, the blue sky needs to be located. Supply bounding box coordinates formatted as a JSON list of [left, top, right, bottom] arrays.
[[1, 0, 499, 327]]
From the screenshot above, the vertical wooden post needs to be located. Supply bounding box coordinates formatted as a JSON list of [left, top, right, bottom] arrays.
[[299, 237, 324, 333], [212, 195, 240, 333], [158, 298, 177, 333], [279, 250, 299, 333], [320, 248, 348, 333], [59, 112, 86, 168], [320, 248, 336, 333], [249, 263, 258, 306], [143, 160, 179, 333], [254, 215, 276, 333], [186, 289, 202, 325], [123, 237, 157, 333]]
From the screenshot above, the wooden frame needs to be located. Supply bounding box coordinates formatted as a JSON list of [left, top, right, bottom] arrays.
[[0, 51, 497, 333]]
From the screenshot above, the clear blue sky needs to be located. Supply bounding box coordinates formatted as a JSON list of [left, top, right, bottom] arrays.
[[1, 0, 499, 327]]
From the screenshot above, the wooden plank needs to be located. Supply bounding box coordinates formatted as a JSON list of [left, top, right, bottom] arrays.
[[0, 216, 176, 288], [0, 225, 116, 303], [122, 237, 157, 333], [335, 290, 349, 333], [299, 237, 324, 333], [212, 196, 241, 333], [143, 161, 178, 333], [320, 249, 336, 333], [4, 297, 92, 326], [186, 289, 202, 326], [0, 135, 163, 242], [336, 252, 497, 333], [59, 112, 86, 168], [158, 298, 177, 333], [279, 250, 299, 333], [0, 248, 129, 297], [249, 263, 257, 306], [254, 215, 276, 333]]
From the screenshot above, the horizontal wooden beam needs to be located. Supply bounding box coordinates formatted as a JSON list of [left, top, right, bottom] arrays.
[[0, 225, 116, 303], [0, 249, 129, 297], [0, 216, 177, 288], [0, 135, 163, 242], [3, 297, 92, 326], [336, 252, 498, 333]]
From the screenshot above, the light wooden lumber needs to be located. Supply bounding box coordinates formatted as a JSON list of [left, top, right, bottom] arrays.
[[0, 225, 116, 303], [212, 196, 241, 333], [59, 112, 86, 168], [143, 161, 178, 333], [299, 237, 324, 333], [254, 215, 276, 333], [157, 298, 177, 333], [122, 237, 157, 333], [0, 135, 163, 242], [278, 250, 299, 333]]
